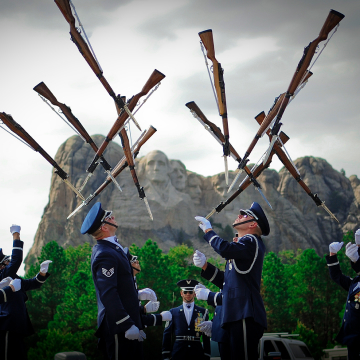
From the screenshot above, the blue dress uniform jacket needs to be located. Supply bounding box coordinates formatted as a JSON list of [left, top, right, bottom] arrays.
[[0, 287, 15, 304], [0, 239, 23, 281], [202, 231, 267, 329], [0, 273, 50, 336], [162, 304, 211, 360], [91, 240, 142, 337], [326, 254, 360, 346]]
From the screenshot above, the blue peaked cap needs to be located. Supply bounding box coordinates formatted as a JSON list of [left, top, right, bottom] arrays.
[[81, 202, 106, 235], [240, 202, 270, 236]]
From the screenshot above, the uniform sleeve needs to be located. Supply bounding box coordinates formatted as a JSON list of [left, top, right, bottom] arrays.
[[201, 262, 224, 289], [93, 250, 135, 333], [141, 314, 162, 327], [0, 286, 14, 304], [204, 231, 257, 260], [326, 254, 352, 291], [162, 309, 173, 360], [21, 272, 50, 292], [0, 239, 24, 280], [207, 291, 223, 307], [202, 310, 211, 359], [351, 255, 360, 275]]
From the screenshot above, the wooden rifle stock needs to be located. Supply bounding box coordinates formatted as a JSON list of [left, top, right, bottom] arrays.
[[185, 101, 240, 161], [0, 112, 84, 199], [199, 29, 229, 158], [33, 81, 112, 171], [92, 69, 165, 161], [198, 30, 225, 116], [271, 10, 344, 136]]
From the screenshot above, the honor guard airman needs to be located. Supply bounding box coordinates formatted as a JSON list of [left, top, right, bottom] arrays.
[[162, 279, 211, 360], [327, 236, 360, 360], [195, 202, 270, 360], [82, 202, 157, 360]]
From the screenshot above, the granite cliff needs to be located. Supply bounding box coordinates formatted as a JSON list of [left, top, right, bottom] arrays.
[[25, 135, 360, 266]]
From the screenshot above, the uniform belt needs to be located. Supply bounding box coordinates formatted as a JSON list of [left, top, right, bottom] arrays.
[[175, 336, 200, 341]]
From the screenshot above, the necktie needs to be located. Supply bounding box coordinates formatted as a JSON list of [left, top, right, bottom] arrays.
[[187, 305, 191, 309]]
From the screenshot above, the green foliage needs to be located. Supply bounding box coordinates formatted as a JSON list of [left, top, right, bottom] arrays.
[[262, 252, 293, 332]]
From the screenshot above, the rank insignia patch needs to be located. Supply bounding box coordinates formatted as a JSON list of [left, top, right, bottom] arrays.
[[102, 267, 114, 277]]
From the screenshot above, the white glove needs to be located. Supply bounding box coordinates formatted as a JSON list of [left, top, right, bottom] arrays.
[[138, 288, 157, 301], [145, 301, 160, 313], [40, 260, 52, 273], [194, 284, 206, 291], [346, 243, 359, 263], [195, 286, 210, 301], [329, 242, 343, 254], [195, 216, 212, 233], [10, 224, 21, 235], [0, 277, 12, 289], [193, 250, 206, 268], [10, 278, 21, 292], [161, 311, 172, 321], [198, 320, 212, 337], [125, 325, 140, 340], [139, 330, 146, 342], [355, 229, 360, 245]]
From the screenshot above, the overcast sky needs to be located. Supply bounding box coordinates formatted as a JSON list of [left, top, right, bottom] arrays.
[[0, 0, 358, 274]]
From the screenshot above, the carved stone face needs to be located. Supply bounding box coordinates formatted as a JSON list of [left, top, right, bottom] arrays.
[[170, 161, 187, 191], [188, 176, 202, 204], [145, 151, 170, 183], [214, 179, 228, 197]]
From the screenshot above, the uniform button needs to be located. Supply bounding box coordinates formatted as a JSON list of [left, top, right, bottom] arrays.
[[215, 312, 217, 316], [188, 345, 191, 348], [348, 300, 350, 303], [223, 282, 225, 285], [188, 328, 190, 330], [346, 310, 348, 312], [344, 319, 346, 322], [116, 246, 119, 249]]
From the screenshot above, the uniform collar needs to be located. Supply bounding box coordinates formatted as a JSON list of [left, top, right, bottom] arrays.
[[183, 301, 194, 310]]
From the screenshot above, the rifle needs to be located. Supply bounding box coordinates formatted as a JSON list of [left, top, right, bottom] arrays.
[[199, 29, 230, 184], [264, 9, 344, 160], [230, 71, 313, 191], [0, 112, 85, 200], [86, 69, 165, 175], [205, 130, 290, 219], [67, 126, 157, 219], [33, 81, 122, 193], [54, 0, 140, 129], [186, 101, 272, 209], [255, 112, 339, 222], [118, 127, 153, 220]]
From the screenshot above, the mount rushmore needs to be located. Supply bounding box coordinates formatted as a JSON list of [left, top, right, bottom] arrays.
[[25, 134, 360, 267]]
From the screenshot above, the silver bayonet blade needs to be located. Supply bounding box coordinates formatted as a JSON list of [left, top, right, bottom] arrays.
[[321, 203, 339, 223], [123, 104, 142, 131], [67, 201, 86, 219], [256, 187, 273, 209], [143, 197, 153, 220], [105, 171, 122, 192], [78, 172, 93, 193], [262, 135, 278, 165], [63, 179, 85, 201], [224, 156, 229, 185], [228, 168, 243, 193]]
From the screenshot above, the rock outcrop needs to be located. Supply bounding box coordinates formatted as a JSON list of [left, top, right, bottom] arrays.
[[25, 135, 360, 266]]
